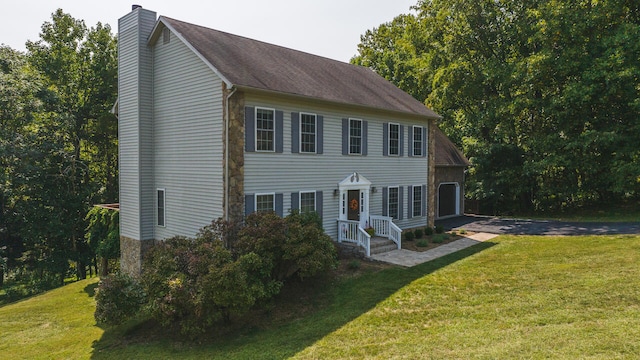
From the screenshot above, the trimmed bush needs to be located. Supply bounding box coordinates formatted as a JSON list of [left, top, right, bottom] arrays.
[[435, 225, 445, 234], [424, 226, 434, 236], [347, 260, 361, 270], [414, 228, 424, 239], [95, 273, 145, 325], [404, 231, 415, 242], [432, 234, 449, 243], [416, 239, 429, 247]]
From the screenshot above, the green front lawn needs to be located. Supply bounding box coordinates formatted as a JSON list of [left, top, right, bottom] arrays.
[[2, 235, 639, 359]]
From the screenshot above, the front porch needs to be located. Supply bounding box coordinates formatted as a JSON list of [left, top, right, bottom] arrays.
[[337, 215, 402, 257]]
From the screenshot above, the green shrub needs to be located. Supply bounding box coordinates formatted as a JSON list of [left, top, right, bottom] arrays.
[[432, 234, 449, 243], [414, 228, 424, 239], [424, 226, 434, 236], [416, 239, 429, 247], [404, 231, 415, 242], [459, 229, 467, 235], [347, 260, 361, 270], [435, 225, 445, 234], [95, 273, 145, 326]]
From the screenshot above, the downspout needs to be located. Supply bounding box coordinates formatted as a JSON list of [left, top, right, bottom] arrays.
[[224, 86, 237, 221]]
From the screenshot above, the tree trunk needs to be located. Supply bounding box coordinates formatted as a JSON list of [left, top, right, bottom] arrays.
[[99, 257, 108, 277], [77, 260, 87, 280]]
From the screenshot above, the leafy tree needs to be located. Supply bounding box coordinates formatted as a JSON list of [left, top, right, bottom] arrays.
[[354, 0, 640, 213], [85, 206, 119, 276]]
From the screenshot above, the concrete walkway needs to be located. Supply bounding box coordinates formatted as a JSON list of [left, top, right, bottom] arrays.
[[370, 232, 498, 267]]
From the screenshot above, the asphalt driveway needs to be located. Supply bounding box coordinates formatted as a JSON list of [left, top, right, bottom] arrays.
[[435, 214, 640, 235]]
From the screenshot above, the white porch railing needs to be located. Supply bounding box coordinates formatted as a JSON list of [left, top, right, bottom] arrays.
[[337, 220, 372, 257], [369, 215, 402, 250], [338, 216, 402, 257]]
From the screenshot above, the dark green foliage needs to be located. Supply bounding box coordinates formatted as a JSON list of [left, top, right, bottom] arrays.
[[94, 273, 145, 326], [347, 260, 361, 270], [354, 0, 640, 213], [134, 213, 337, 337], [435, 225, 444, 234], [416, 239, 429, 247], [414, 229, 424, 239], [424, 227, 434, 236], [432, 234, 447, 244], [404, 232, 415, 242], [85, 206, 119, 275]]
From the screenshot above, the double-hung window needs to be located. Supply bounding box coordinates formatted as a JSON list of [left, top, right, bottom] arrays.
[[256, 108, 275, 152], [349, 118, 362, 155], [413, 185, 422, 217], [300, 113, 317, 153], [300, 191, 316, 213], [157, 189, 166, 227], [413, 125, 423, 156], [388, 123, 400, 156], [255, 193, 275, 212], [388, 186, 399, 219]]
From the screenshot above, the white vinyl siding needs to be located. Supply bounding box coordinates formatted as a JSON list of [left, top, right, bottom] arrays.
[[256, 107, 275, 152], [152, 28, 225, 240], [244, 94, 430, 239]]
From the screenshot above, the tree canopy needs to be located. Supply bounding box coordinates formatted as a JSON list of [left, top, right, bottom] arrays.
[[0, 9, 118, 288], [353, 0, 640, 213]]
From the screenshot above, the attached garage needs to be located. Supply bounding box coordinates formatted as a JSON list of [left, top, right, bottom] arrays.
[[434, 128, 470, 219]]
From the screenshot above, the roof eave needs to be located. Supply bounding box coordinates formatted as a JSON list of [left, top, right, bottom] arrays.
[[235, 85, 441, 121]]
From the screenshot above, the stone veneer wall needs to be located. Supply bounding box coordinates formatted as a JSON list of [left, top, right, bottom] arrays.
[[120, 236, 155, 276], [223, 85, 246, 223], [427, 120, 436, 227]]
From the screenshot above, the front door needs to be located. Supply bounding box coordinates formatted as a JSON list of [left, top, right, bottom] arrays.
[[347, 190, 360, 221]]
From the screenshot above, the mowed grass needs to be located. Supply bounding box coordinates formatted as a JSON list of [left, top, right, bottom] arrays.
[[2, 235, 640, 359], [0, 277, 102, 359]]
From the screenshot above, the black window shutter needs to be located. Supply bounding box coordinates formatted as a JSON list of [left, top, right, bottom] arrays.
[[408, 126, 414, 157], [245, 107, 255, 152], [400, 125, 405, 156], [316, 191, 323, 220], [382, 187, 388, 216], [245, 194, 254, 217], [342, 118, 348, 155], [276, 110, 284, 153], [291, 192, 299, 211], [398, 186, 404, 220], [275, 193, 284, 216], [422, 127, 427, 157], [317, 115, 324, 154], [422, 184, 427, 216], [291, 112, 299, 154], [362, 120, 368, 155], [407, 186, 413, 219], [383, 123, 388, 157]]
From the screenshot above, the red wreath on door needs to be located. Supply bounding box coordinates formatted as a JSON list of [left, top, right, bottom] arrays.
[[349, 198, 359, 211]]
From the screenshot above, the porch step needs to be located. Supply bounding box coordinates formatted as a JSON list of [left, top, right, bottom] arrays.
[[369, 237, 398, 255]]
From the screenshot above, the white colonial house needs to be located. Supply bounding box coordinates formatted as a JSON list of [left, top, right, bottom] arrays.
[[116, 6, 466, 275]]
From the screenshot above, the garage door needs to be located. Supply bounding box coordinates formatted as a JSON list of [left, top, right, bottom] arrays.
[[438, 183, 458, 218]]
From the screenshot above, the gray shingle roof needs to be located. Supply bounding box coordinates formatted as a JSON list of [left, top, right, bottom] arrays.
[[435, 127, 470, 167], [159, 16, 440, 118]]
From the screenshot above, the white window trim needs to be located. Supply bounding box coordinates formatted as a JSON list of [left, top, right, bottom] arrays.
[[157, 188, 166, 227], [387, 186, 399, 219], [348, 118, 363, 155], [413, 125, 423, 157], [412, 184, 423, 217], [255, 107, 276, 153], [388, 122, 400, 156], [299, 190, 317, 213], [299, 112, 317, 154], [255, 192, 276, 212]]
